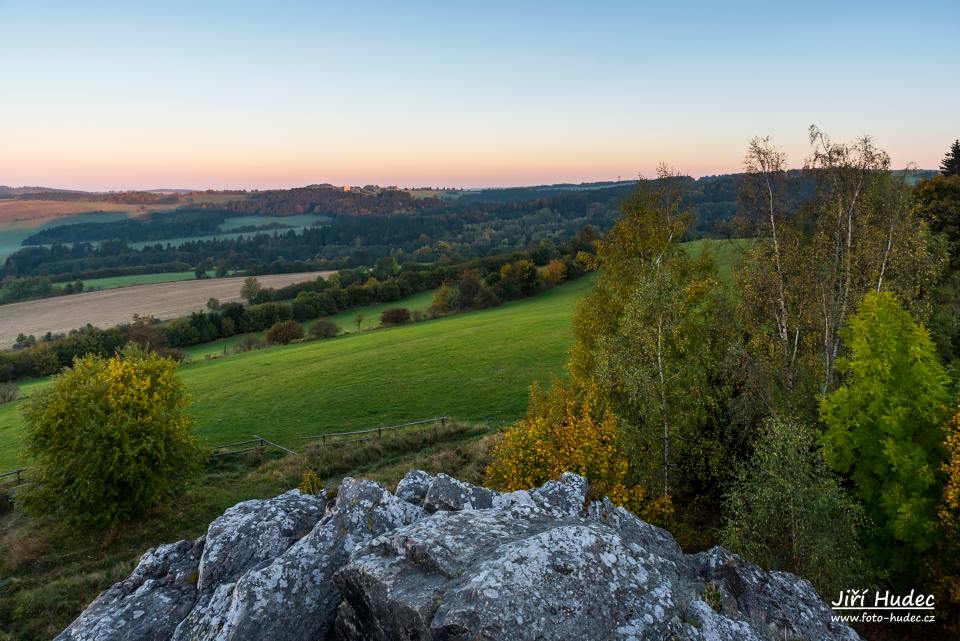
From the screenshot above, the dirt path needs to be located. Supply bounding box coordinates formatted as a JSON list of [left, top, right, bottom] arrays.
[[0, 272, 332, 348]]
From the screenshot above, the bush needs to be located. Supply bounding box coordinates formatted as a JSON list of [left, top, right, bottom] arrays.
[[428, 283, 458, 317], [236, 334, 263, 352], [485, 380, 658, 518], [721, 416, 868, 597], [20, 345, 203, 524], [380, 307, 411, 326], [265, 320, 304, 345], [0, 382, 17, 404], [298, 469, 325, 495], [309, 319, 340, 339]]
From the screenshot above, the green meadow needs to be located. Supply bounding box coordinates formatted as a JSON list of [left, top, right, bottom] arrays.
[[0, 211, 131, 261], [0, 239, 746, 472], [183, 288, 437, 359], [0, 276, 593, 470], [82, 271, 214, 290]]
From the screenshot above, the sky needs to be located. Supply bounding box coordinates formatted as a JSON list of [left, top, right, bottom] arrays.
[[1, 1, 957, 191]]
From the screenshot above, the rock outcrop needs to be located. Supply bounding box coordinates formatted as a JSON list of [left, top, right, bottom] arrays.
[[55, 471, 861, 641]]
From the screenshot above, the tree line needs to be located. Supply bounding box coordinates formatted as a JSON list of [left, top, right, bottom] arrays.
[[2, 171, 835, 303], [0, 235, 592, 383]]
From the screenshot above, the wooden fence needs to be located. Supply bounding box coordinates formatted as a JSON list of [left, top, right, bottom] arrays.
[[1, 416, 449, 486], [0, 466, 33, 488], [298, 416, 448, 448]]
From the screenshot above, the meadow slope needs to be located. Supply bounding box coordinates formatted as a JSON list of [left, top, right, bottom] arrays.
[[0, 276, 594, 470]]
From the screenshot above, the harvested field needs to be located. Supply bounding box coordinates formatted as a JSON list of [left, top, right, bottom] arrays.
[[0, 272, 331, 348], [0, 193, 245, 226], [0, 200, 152, 225]]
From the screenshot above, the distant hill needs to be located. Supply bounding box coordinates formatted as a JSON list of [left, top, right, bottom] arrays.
[[0, 186, 84, 197]]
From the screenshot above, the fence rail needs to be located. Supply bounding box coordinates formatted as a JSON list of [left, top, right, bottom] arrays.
[[298, 416, 448, 448], [0, 467, 34, 487], [1, 415, 449, 481]]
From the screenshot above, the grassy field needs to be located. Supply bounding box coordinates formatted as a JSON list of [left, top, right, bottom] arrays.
[[81, 271, 213, 290], [0, 276, 593, 470], [184, 288, 437, 359], [0, 193, 246, 260], [218, 213, 325, 231], [683, 237, 755, 283]]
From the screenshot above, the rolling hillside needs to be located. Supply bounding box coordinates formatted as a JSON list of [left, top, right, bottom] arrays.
[[0, 275, 595, 470]]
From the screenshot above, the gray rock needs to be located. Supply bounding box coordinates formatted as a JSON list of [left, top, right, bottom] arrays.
[[529, 471, 589, 516], [333, 503, 689, 641], [394, 469, 434, 507], [56, 470, 860, 641], [55, 538, 203, 641], [689, 546, 861, 641], [333, 475, 859, 641], [170, 478, 424, 641], [588, 496, 684, 566], [197, 489, 326, 592], [422, 473, 498, 512]]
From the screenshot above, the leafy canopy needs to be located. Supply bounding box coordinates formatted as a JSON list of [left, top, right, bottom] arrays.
[[942, 139, 960, 177], [820, 291, 950, 559], [21, 345, 204, 523], [721, 416, 868, 598], [485, 381, 661, 518]]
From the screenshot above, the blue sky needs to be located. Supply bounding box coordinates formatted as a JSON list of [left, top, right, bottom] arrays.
[[1, 1, 957, 189]]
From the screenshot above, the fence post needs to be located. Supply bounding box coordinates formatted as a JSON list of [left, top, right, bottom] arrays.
[[378, 424, 382, 440], [16, 469, 22, 485], [441, 416, 446, 429]]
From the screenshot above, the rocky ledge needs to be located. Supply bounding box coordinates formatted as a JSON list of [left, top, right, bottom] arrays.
[[56, 471, 860, 641]]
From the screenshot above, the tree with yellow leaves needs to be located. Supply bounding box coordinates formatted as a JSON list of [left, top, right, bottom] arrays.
[[938, 407, 960, 611], [21, 344, 203, 523], [485, 380, 658, 517]]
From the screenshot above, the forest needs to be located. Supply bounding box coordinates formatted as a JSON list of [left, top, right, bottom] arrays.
[[0, 172, 821, 297], [484, 134, 960, 636]]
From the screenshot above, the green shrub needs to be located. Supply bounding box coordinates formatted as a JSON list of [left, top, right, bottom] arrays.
[[20, 345, 204, 524], [235, 334, 263, 352], [380, 307, 411, 326], [428, 284, 459, 317], [265, 320, 304, 345], [0, 382, 17, 404], [309, 319, 340, 339], [721, 416, 868, 597]]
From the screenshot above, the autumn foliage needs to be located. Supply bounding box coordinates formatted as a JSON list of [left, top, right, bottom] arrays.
[[938, 407, 960, 608], [21, 345, 203, 523], [485, 381, 659, 517]]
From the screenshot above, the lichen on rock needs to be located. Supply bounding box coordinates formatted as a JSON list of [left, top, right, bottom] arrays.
[[55, 471, 861, 641]]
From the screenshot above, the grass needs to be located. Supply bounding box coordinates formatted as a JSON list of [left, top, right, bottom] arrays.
[[683, 237, 755, 283], [0, 238, 746, 471], [218, 213, 327, 231], [161, 276, 592, 447], [81, 271, 214, 290], [0, 419, 495, 641], [182, 289, 437, 360], [0, 276, 592, 470]]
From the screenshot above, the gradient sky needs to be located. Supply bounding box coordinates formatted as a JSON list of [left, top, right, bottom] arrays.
[[1, 1, 957, 190]]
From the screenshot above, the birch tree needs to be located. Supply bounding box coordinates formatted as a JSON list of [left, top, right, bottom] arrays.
[[737, 128, 941, 414], [572, 168, 736, 498]]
